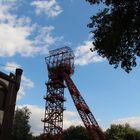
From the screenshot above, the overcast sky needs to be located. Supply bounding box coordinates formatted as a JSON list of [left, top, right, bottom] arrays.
[[0, 0, 140, 136]]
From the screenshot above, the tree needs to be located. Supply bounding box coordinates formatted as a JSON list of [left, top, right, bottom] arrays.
[[31, 134, 44, 140], [105, 124, 140, 140], [86, 0, 140, 73], [12, 107, 33, 140], [62, 125, 90, 140]]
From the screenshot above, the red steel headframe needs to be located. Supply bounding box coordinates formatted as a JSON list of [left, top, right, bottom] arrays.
[[43, 46, 106, 140]]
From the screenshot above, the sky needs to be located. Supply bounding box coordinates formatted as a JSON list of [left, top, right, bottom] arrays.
[[0, 0, 140, 136]]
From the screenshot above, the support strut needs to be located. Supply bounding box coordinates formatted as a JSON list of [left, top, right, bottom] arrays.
[[63, 72, 106, 140]]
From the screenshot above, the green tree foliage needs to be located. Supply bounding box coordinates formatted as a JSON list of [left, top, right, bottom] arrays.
[[105, 124, 140, 140], [32, 124, 140, 140], [62, 125, 90, 140], [32, 134, 45, 140], [12, 107, 33, 140], [86, 0, 140, 73]]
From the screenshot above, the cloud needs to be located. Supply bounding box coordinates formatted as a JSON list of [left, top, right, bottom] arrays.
[[31, 0, 62, 17], [64, 111, 83, 129], [0, 4, 61, 57], [112, 116, 140, 130], [0, 4, 36, 57], [3, 62, 34, 100], [34, 26, 63, 50], [17, 104, 82, 135], [74, 41, 104, 66], [18, 75, 34, 100], [3, 61, 21, 71], [0, 0, 17, 6]]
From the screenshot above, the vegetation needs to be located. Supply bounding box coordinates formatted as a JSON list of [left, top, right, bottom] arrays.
[[12, 107, 32, 140], [86, 0, 140, 73], [32, 134, 44, 140], [62, 125, 90, 140], [11, 107, 140, 140], [33, 124, 140, 140], [106, 124, 140, 140]]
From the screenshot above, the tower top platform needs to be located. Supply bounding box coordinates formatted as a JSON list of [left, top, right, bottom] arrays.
[[45, 46, 74, 76]]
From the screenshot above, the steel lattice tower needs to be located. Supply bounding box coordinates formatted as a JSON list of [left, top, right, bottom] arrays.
[[42, 47, 106, 140]]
